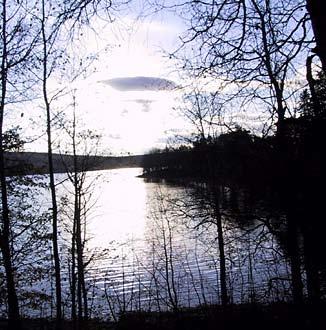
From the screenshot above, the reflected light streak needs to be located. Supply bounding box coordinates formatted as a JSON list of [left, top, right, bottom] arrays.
[[88, 168, 147, 248]]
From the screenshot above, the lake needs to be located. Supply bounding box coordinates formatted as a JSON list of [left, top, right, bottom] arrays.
[[10, 168, 292, 320]]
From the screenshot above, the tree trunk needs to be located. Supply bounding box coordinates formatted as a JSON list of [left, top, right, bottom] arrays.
[[162, 221, 178, 311], [286, 213, 304, 305], [306, 55, 321, 117], [71, 105, 88, 322], [303, 224, 321, 304], [213, 187, 228, 306], [252, 0, 286, 143], [0, 186, 21, 327], [0, 1, 21, 327], [306, 0, 326, 72], [41, 0, 62, 325], [71, 220, 77, 328], [76, 199, 86, 321]]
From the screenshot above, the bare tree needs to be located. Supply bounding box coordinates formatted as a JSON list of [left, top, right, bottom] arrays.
[[56, 89, 107, 328], [146, 188, 181, 311], [37, 0, 65, 323], [178, 184, 230, 306], [175, 87, 224, 143], [168, 0, 310, 139], [0, 1, 39, 327], [69, 110, 101, 325], [0, 0, 130, 326], [34, 0, 116, 324], [3, 131, 53, 318]]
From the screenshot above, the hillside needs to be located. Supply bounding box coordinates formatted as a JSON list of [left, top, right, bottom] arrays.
[[3, 152, 146, 176]]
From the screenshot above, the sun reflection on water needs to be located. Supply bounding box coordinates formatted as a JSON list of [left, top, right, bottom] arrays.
[[88, 168, 147, 248]]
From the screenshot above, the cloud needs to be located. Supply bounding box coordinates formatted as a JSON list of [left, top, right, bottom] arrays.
[[108, 133, 122, 140], [101, 76, 179, 91], [121, 108, 129, 116], [131, 99, 155, 112]]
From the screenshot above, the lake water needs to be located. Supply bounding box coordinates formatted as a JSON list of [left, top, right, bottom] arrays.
[[60, 168, 291, 319], [10, 168, 292, 319]]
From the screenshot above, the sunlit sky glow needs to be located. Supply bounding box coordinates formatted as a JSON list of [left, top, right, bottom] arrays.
[[70, 14, 187, 155], [16, 10, 189, 156], [14, 4, 308, 156]]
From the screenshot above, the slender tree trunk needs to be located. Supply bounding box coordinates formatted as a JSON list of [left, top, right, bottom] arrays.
[[76, 193, 88, 322], [75, 195, 83, 322], [161, 222, 178, 311], [76, 199, 87, 321], [0, 1, 21, 327], [76, 206, 88, 321], [286, 213, 304, 305], [71, 104, 88, 322], [302, 224, 321, 304], [81, 260, 88, 320], [150, 241, 161, 312], [206, 151, 228, 306], [213, 187, 228, 306], [71, 220, 77, 328], [167, 217, 178, 311], [45, 74, 62, 327], [41, 0, 62, 324]]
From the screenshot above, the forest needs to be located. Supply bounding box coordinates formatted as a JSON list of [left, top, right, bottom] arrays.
[[1, 0, 326, 329]]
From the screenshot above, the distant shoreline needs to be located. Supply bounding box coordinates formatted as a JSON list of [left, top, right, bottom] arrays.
[[4, 151, 146, 176]]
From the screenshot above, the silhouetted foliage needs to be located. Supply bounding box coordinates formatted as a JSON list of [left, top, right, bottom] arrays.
[[1, 0, 326, 327]]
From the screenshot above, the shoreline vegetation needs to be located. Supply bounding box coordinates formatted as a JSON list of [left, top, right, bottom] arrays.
[[5, 112, 326, 188], [0, 302, 325, 329]]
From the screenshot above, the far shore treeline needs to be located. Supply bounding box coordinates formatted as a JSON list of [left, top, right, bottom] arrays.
[[5, 108, 325, 192], [3, 152, 144, 176]]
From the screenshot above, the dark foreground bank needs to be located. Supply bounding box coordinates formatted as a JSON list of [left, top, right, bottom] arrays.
[[1, 303, 325, 330]]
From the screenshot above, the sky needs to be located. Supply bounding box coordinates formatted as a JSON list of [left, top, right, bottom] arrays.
[[59, 9, 189, 156], [6, 4, 189, 156], [9, 1, 311, 156]]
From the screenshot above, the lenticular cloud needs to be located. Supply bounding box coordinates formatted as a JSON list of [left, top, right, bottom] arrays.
[[101, 76, 179, 91]]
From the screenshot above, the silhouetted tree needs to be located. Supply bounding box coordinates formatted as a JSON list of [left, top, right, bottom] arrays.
[[300, 70, 326, 119], [166, 0, 310, 140], [1, 128, 53, 322], [66, 102, 103, 327], [292, 70, 326, 305], [37, 0, 64, 323], [176, 88, 223, 142], [35, 1, 120, 324], [306, 0, 326, 72], [147, 188, 180, 311], [0, 1, 39, 327]]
